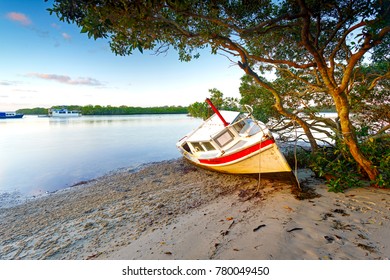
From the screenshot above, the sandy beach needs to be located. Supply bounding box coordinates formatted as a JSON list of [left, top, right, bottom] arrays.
[[0, 158, 389, 260]]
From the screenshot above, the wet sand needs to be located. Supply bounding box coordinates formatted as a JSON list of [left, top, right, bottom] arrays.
[[0, 159, 389, 260]]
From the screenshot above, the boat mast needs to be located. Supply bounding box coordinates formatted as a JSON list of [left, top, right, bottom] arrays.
[[205, 98, 229, 127]]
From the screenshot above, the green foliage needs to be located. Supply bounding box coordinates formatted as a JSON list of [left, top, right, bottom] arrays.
[[239, 75, 279, 123], [309, 145, 364, 193], [187, 88, 239, 119], [349, 61, 390, 135], [310, 138, 390, 192], [327, 174, 363, 193], [283, 147, 312, 169], [18, 105, 188, 115], [16, 107, 47, 115], [187, 101, 209, 119], [360, 138, 390, 188]]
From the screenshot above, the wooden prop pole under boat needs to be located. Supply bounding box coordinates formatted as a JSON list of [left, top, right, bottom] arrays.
[[205, 98, 229, 127]]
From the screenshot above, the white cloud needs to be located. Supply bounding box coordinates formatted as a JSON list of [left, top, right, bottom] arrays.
[[51, 23, 60, 29], [6, 12, 32, 26], [27, 73, 103, 86], [62, 32, 71, 40]]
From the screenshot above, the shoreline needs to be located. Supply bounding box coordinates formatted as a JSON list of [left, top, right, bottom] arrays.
[[0, 158, 389, 260]]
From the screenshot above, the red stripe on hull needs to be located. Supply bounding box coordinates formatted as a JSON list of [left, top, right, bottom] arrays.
[[198, 138, 275, 165]]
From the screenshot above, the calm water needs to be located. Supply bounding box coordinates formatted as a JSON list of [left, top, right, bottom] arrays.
[[0, 115, 201, 199]]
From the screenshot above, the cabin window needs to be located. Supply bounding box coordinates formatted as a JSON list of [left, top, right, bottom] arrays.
[[214, 129, 234, 147], [191, 142, 204, 152], [182, 143, 191, 153], [202, 142, 215, 151], [233, 120, 246, 133], [232, 113, 247, 133], [190, 142, 216, 152]]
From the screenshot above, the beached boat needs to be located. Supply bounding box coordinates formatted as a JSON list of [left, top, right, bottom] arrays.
[[48, 108, 81, 118], [0, 112, 24, 119], [176, 99, 292, 174]]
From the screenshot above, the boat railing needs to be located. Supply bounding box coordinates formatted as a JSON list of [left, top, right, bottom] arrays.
[[225, 105, 253, 130]]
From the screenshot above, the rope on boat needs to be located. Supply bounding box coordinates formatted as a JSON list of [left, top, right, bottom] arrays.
[[257, 139, 262, 192], [256, 118, 301, 192], [293, 120, 301, 190], [240, 104, 263, 192]]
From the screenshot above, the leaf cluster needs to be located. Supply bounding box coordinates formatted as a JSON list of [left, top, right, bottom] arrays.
[[239, 75, 278, 123], [187, 88, 239, 119], [310, 138, 390, 192]]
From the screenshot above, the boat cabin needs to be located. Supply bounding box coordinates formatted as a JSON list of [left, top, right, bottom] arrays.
[[176, 99, 292, 174], [48, 108, 81, 117], [177, 98, 292, 174], [180, 111, 265, 158]]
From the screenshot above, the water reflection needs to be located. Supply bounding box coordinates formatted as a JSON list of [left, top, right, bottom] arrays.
[[0, 115, 201, 197]]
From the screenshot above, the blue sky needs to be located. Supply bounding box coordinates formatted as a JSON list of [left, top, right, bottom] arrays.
[[0, 0, 244, 111]]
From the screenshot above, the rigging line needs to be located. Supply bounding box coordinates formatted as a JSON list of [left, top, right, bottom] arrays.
[[243, 104, 263, 192], [255, 119, 266, 193], [244, 105, 263, 193], [293, 120, 301, 190], [257, 139, 262, 192]]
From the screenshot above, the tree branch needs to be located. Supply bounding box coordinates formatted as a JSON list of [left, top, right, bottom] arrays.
[[275, 66, 323, 90], [329, 20, 367, 75], [241, 12, 304, 35], [297, 0, 336, 90], [248, 54, 316, 69], [340, 25, 390, 93], [368, 72, 390, 90]]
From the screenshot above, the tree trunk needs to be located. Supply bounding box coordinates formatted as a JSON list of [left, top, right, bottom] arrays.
[[333, 92, 379, 181]]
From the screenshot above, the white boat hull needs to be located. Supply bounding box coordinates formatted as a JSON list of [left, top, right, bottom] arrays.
[[177, 100, 293, 175], [179, 139, 291, 174], [48, 108, 81, 118], [50, 113, 81, 118]]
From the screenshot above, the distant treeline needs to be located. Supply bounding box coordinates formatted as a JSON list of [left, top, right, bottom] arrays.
[[16, 105, 188, 115]]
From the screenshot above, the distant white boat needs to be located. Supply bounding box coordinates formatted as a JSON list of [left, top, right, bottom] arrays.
[[48, 108, 81, 118]]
